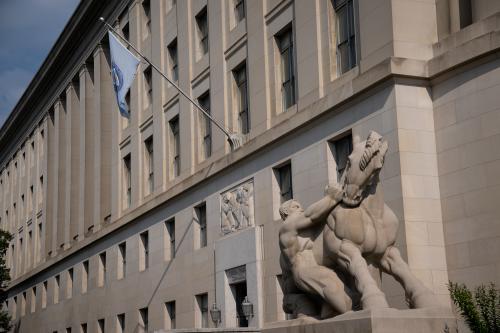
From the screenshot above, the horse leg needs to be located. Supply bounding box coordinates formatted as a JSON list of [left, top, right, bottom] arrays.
[[337, 240, 389, 309], [379, 246, 438, 308]]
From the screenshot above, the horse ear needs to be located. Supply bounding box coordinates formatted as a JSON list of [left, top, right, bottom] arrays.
[[353, 134, 361, 144]]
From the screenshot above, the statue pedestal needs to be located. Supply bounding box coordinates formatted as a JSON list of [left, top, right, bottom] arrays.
[[263, 307, 457, 333]]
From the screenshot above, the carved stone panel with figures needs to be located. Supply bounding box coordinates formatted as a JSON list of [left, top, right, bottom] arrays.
[[220, 179, 254, 234]]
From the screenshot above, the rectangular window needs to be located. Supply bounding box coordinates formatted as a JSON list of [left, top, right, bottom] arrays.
[[67, 268, 74, 298], [165, 219, 175, 260], [117, 313, 125, 333], [458, 0, 472, 28], [329, 134, 353, 180], [277, 26, 296, 111], [167, 39, 178, 82], [195, 203, 207, 248], [275, 163, 293, 203], [169, 116, 180, 177], [334, 0, 357, 74], [42, 281, 47, 309], [39, 176, 43, 205], [21, 292, 26, 316], [97, 318, 105, 333], [198, 93, 211, 159], [81, 323, 87, 333], [144, 137, 154, 195], [195, 293, 208, 328], [82, 260, 89, 293], [139, 307, 148, 333], [30, 287, 36, 313], [142, 0, 151, 33], [66, 328, 72, 333], [123, 154, 131, 208], [140, 231, 149, 271], [54, 275, 60, 304], [27, 230, 32, 268], [235, 0, 245, 23], [12, 296, 17, 320], [36, 222, 42, 264], [118, 242, 126, 279], [98, 252, 106, 287], [196, 8, 209, 56], [165, 301, 176, 329], [144, 66, 153, 107], [29, 185, 34, 213], [233, 63, 249, 134], [122, 22, 130, 42]]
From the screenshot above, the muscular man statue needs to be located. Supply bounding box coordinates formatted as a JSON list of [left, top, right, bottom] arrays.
[[279, 184, 352, 318]]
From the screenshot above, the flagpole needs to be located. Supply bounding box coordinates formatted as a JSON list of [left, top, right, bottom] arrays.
[[99, 17, 243, 150]]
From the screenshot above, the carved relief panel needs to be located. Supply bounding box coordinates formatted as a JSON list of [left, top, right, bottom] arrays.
[[220, 179, 254, 234]]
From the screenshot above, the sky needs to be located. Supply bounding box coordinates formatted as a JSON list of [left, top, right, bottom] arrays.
[[0, 0, 80, 127]]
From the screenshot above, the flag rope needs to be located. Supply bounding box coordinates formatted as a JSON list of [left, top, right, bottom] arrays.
[[100, 17, 243, 150]]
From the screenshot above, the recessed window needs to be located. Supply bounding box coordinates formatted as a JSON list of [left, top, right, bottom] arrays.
[[333, 0, 357, 74], [42, 281, 47, 309], [97, 318, 105, 333], [194, 203, 207, 249], [81, 323, 87, 333], [329, 133, 353, 180], [165, 301, 176, 329], [142, 0, 151, 34], [54, 275, 60, 304], [276, 26, 296, 111], [139, 307, 148, 332], [30, 287, 36, 313], [82, 260, 89, 293], [165, 218, 175, 260], [143, 66, 153, 108], [196, 7, 209, 56], [233, 63, 249, 134], [21, 292, 26, 317], [169, 116, 180, 177], [140, 231, 149, 271], [195, 293, 209, 328], [98, 252, 106, 287], [198, 92, 211, 159], [167, 39, 178, 82], [144, 137, 154, 195], [67, 268, 74, 299], [123, 154, 132, 209], [117, 313, 125, 333], [118, 242, 126, 280], [275, 163, 293, 203], [235, 0, 245, 23]]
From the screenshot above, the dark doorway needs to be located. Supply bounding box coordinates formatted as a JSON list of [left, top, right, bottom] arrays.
[[231, 281, 248, 327]]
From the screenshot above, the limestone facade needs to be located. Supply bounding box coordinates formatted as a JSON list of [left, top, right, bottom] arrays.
[[0, 0, 499, 332]]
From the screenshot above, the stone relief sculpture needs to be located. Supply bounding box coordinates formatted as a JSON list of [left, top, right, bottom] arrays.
[[279, 131, 438, 319], [221, 180, 254, 234]]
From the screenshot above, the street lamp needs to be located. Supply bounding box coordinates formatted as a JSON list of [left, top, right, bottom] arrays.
[[210, 303, 221, 326], [241, 296, 253, 321]]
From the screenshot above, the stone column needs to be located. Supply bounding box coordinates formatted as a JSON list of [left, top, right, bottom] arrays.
[[67, 81, 81, 242], [55, 98, 67, 250]]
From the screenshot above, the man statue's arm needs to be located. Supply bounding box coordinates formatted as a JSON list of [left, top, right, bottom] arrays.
[[294, 184, 343, 230]]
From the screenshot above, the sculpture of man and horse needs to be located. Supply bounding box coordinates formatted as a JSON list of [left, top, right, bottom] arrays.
[[279, 131, 438, 319]]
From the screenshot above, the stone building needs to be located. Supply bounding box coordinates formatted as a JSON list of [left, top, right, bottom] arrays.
[[1, 0, 500, 332]]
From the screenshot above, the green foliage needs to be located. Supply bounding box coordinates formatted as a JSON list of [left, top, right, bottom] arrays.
[[0, 230, 12, 332], [448, 281, 500, 333]]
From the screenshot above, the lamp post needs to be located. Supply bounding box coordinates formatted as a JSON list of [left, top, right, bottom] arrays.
[[241, 296, 254, 323], [210, 303, 221, 327]]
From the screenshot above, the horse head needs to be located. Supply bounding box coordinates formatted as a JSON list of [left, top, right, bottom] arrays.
[[341, 131, 388, 207]]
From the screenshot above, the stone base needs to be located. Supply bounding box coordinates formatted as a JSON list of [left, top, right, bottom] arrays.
[[262, 307, 457, 333]]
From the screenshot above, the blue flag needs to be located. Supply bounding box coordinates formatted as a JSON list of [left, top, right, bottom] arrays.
[[108, 31, 140, 118]]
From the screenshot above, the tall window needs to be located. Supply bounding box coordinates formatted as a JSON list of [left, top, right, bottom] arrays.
[[330, 134, 353, 180], [140, 231, 149, 271], [144, 137, 154, 195], [98, 252, 106, 287], [196, 7, 209, 56], [123, 154, 131, 208], [97, 318, 105, 333], [198, 93, 211, 159], [30, 287, 36, 313], [118, 242, 126, 279], [195, 203, 207, 248], [169, 116, 180, 177], [458, 0, 472, 28], [334, 0, 357, 74], [38, 176, 43, 205], [165, 219, 175, 259], [42, 280, 47, 309], [122, 22, 130, 42], [235, 0, 245, 23], [275, 163, 293, 203], [81, 323, 88, 333], [117, 313, 125, 333], [139, 307, 148, 333], [82, 260, 89, 293], [144, 66, 153, 108], [67, 268, 74, 299], [195, 293, 209, 328], [54, 275, 60, 304], [165, 301, 176, 329], [36, 222, 42, 263], [142, 0, 151, 34], [277, 26, 295, 111], [233, 63, 249, 134], [168, 39, 178, 82], [21, 292, 26, 317]]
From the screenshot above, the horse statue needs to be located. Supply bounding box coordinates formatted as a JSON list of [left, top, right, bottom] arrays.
[[279, 131, 438, 319]]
